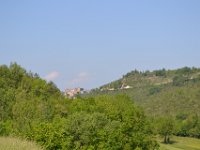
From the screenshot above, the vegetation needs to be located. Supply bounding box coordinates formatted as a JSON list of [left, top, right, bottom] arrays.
[[159, 136, 200, 150], [1, 63, 200, 149], [0, 63, 158, 149], [88, 67, 200, 145], [0, 136, 43, 150], [90, 67, 200, 115], [158, 117, 175, 144]]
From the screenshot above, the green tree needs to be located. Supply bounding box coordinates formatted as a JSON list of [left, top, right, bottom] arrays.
[[155, 69, 166, 77], [172, 75, 188, 86], [159, 117, 175, 144]]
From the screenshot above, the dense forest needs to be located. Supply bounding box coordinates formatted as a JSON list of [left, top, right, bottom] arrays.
[[1, 63, 200, 149]]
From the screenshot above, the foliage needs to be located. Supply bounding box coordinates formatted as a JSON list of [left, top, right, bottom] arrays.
[[148, 86, 162, 95], [0, 63, 158, 150], [2, 63, 200, 149], [90, 68, 200, 114], [88, 66, 200, 142], [158, 117, 175, 144], [29, 96, 159, 150], [172, 75, 188, 86], [154, 69, 166, 77], [175, 67, 192, 76]]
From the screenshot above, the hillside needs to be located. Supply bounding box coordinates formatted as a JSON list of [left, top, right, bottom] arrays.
[[89, 67, 200, 116]]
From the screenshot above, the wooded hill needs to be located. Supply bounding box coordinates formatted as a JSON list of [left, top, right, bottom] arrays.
[[90, 67, 200, 116]]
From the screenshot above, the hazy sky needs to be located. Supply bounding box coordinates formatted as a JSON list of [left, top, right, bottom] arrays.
[[1, 1, 200, 90]]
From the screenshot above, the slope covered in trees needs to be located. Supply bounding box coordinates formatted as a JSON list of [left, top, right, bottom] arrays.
[[90, 67, 200, 115], [0, 63, 158, 149], [89, 67, 200, 141]]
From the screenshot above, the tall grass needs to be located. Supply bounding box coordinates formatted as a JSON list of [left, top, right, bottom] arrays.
[[0, 137, 43, 150]]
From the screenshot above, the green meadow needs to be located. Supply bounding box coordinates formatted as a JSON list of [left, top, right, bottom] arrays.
[[159, 136, 200, 150]]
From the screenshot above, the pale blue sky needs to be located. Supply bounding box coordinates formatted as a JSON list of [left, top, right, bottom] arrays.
[[1, 1, 200, 90]]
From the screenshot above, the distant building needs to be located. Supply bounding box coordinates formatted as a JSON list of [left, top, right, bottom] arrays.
[[120, 84, 132, 89], [123, 85, 132, 89], [108, 88, 115, 91], [64, 87, 86, 98]]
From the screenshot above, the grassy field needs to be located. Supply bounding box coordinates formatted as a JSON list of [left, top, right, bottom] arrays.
[[159, 136, 200, 150], [0, 137, 43, 150], [1, 136, 200, 150]]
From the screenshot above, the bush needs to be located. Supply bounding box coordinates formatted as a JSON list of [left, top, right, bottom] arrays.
[[28, 96, 159, 150], [173, 75, 188, 86], [0, 121, 12, 136]]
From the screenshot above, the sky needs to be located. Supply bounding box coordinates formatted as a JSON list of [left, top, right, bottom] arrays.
[[1, 0, 200, 90]]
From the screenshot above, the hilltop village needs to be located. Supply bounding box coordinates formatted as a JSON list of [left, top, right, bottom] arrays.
[[64, 87, 88, 98]]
